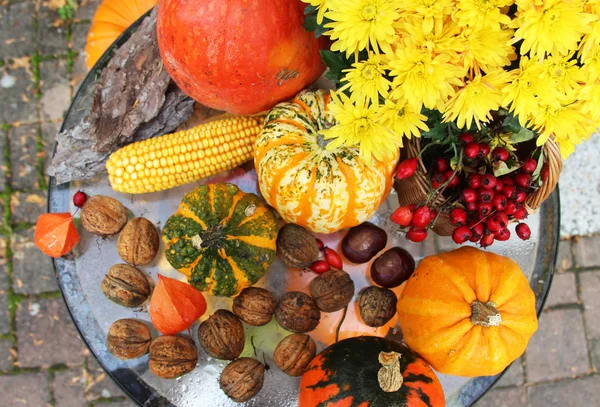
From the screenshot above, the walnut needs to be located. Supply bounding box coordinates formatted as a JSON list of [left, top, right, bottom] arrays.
[[149, 336, 198, 379], [232, 287, 276, 326], [275, 292, 320, 334], [80, 195, 128, 236], [117, 217, 159, 266], [101, 264, 151, 307], [276, 224, 319, 268], [309, 269, 355, 312], [106, 319, 152, 360], [273, 334, 316, 376], [219, 358, 265, 402], [358, 286, 398, 327], [198, 310, 245, 360]]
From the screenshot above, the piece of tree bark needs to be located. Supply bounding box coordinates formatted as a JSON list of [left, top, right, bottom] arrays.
[[47, 8, 194, 184]]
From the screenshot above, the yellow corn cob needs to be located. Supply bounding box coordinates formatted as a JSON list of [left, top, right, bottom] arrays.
[[106, 115, 265, 194]]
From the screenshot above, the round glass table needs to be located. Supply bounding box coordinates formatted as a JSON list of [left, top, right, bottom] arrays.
[[49, 13, 559, 407]]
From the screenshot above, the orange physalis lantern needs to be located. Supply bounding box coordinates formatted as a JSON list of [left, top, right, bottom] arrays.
[[34, 213, 80, 258]]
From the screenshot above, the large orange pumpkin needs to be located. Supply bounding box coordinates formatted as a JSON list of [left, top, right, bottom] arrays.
[[85, 0, 157, 69], [396, 247, 538, 377], [156, 0, 325, 115], [254, 89, 400, 233]]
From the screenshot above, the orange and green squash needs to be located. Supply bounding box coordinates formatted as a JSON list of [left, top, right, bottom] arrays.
[[85, 0, 157, 69], [254, 90, 400, 234], [299, 336, 445, 407], [162, 183, 277, 297], [156, 0, 325, 115], [397, 246, 538, 377]]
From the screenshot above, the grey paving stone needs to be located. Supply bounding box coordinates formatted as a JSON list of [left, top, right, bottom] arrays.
[[573, 235, 600, 268], [71, 22, 91, 52], [0, 372, 52, 406], [591, 338, 600, 372], [0, 338, 14, 371], [11, 191, 46, 224], [528, 375, 600, 407], [16, 298, 88, 368], [11, 228, 57, 294], [556, 239, 573, 272], [0, 261, 10, 336], [37, 3, 68, 55], [9, 124, 39, 190], [580, 271, 600, 340], [545, 272, 578, 308], [70, 52, 88, 93], [75, 0, 103, 21], [477, 386, 527, 407], [525, 308, 591, 382], [0, 64, 37, 124], [41, 121, 60, 172], [105, 400, 138, 407], [495, 358, 524, 388], [40, 58, 71, 122], [0, 127, 7, 193], [0, 1, 36, 59], [86, 356, 126, 400], [53, 367, 87, 407]]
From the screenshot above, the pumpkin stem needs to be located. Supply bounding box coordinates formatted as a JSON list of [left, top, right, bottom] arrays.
[[471, 301, 502, 328], [377, 351, 403, 393]]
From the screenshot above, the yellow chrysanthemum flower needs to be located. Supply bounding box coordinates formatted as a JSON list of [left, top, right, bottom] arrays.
[[579, 81, 600, 120], [502, 56, 560, 125], [301, 0, 330, 24], [541, 54, 584, 94], [579, 19, 600, 62], [377, 98, 429, 140], [513, 0, 597, 58], [388, 47, 465, 110], [320, 91, 400, 163], [455, 0, 513, 29], [400, 0, 454, 34], [443, 70, 513, 130], [581, 48, 600, 81], [462, 25, 515, 73], [325, 0, 400, 58], [400, 17, 464, 62], [339, 54, 390, 104], [530, 100, 595, 158]]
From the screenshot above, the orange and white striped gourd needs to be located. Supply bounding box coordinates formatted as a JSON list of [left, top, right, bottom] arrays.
[[254, 90, 400, 234]]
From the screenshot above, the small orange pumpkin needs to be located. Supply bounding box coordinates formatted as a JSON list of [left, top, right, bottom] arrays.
[[85, 0, 157, 69], [396, 246, 538, 377]]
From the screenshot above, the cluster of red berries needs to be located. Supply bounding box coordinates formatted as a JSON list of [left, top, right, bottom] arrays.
[[392, 133, 543, 246], [309, 239, 343, 273]]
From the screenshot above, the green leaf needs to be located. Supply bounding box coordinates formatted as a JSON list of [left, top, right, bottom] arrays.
[[320, 50, 349, 83], [510, 127, 535, 144], [304, 4, 318, 14], [503, 114, 522, 134], [493, 161, 519, 177], [532, 149, 545, 180], [303, 13, 319, 32]]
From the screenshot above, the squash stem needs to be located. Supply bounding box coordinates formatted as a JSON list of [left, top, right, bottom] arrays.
[[471, 300, 502, 327]]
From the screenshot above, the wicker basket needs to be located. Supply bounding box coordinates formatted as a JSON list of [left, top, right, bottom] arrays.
[[393, 137, 562, 236]]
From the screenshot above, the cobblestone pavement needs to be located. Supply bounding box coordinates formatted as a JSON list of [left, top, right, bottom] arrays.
[[0, 1, 599, 406]]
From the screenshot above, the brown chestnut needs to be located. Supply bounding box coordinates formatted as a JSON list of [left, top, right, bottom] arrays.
[[341, 222, 387, 264], [371, 247, 415, 288]]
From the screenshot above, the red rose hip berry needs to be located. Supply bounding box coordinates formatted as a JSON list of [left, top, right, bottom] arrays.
[[492, 194, 507, 211], [516, 223, 531, 240], [477, 143, 491, 159], [406, 227, 428, 242], [477, 187, 495, 203], [495, 228, 511, 241], [478, 202, 493, 218], [310, 260, 331, 274], [391, 206, 414, 227], [452, 226, 473, 244], [316, 239, 324, 250], [514, 173, 532, 188], [464, 142, 480, 159], [73, 191, 87, 208], [462, 188, 477, 203], [412, 206, 433, 228], [436, 158, 450, 172], [492, 146, 509, 161], [449, 208, 468, 226], [521, 158, 537, 173], [481, 174, 497, 189], [480, 232, 495, 248], [396, 158, 419, 180], [458, 133, 474, 144], [468, 173, 482, 189], [324, 248, 343, 269]]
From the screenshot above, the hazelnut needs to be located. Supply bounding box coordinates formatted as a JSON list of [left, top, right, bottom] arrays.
[[220, 358, 265, 402], [117, 217, 160, 266], [273, 334, 316, 376], [101, 264, 151, 307], [232, 287, 276, 326], [106, 319, 151, 359], [309, 269, 355, 312], [198, 310, 245, 360], [80, 195, 128, 236], [275, 292, 320, 333], [358, 286, 398, 327], [276, 224, 319, 268], [149, 335, 198, 379]]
